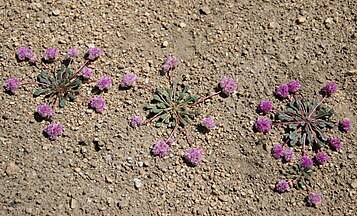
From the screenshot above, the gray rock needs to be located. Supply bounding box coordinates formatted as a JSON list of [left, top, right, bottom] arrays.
[[134, 178, 143, 189]]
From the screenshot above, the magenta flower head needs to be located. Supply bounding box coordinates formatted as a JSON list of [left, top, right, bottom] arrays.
[[315, 152, 329, 165], [300, 155, 313, 169], [201, 117, 216, 129], [321, 81, 337, 97], [130, 115, 143, 128], [44, 122, 63, 141], [43, 48, 58, 61], [90, 96, 106, 113], [37, 103, 54, 118], [120, 73, 137, 88], [328, 137, 342, 151], [151, 140, 169, 158], [67, 47, 79, 58], [258, 100, 273, 114], [307, 192, 321, 207], [255, 117, 271, 133], [87, 47, 102, 61], [96, 76, 112, 91], [275, 84, 289, 99], [162, 55, 180, 73], [184, 147, 204, 166], [339, 118, 351, 133], [275, 180, 290, 193], [288, 80, 301, 93], [4, 78, 20, 94], [81, 67, 93, 79], [271, 144, 284, 159], [283, 148, 294, 162], [16, 46, 34, 61], [219, 76, 237, 95]]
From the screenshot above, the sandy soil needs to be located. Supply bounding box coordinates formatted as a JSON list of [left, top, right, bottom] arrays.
[[0, 0, 356, 215]]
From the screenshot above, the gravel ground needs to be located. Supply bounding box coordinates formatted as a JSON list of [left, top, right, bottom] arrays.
[[0, 0, 356, 215]]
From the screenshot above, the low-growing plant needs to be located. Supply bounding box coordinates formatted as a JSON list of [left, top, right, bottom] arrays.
[[122, 55, 237, 166], [255, 80, 351, 207], [3, 46, 111, 140]]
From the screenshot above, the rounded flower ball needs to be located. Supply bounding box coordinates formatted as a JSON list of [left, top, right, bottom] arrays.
[[255, 117, 271, 133], [87, 47, 102, 61], [201, 117, 216, 129], [4, 78, 20, 94], [275, 84, 289, 98], [271, 144, 284, 159], [219, 76, 237, 95], [258, 100, 273, 114], [307, 192, 321, 207], [151, 140, 169, 158], [184, 147, 204, 166], [44, 122, 63, 141], [96, 76, 112, 91], [90, 96, 106, 113], [120, 73, 137, 88], [275, 180, 290, 193], [321, 81, 337, 97]]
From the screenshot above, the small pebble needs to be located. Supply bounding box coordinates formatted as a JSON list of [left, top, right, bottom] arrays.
[[134, 178, 143, 189], [52, 9, 60, 16], [297, 16, 306, 24], [162, 41, 168, 47]]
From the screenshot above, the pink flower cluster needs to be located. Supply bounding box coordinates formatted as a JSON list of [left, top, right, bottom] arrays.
[[121, 73, 137, 88], [258, 100, 273, 114], [219, 76, 237, 95], [90, 96, 106, 113], [151, 140, 170, 158], [37, 103, 54, 118], [315, 152, 329, 165], [275, 80, 301, 99], [307, 192, 321, 207], [130, 115, 143, 128], [44, 122, 63, 141], [43, 48, 58, 61], [4, 78, 20, 94], [184, 147, 204, 166], [162, 55, 180, 73], [271, 144, 294, 162], [201, 117, 215, 129], [275, 180, 290, 193], [17, 46, 35, 61], [328, 137, 342, 151], [339, 118, 351, 133], [87, 47, 102, 61], [67, 48, 79, 58], [321, 81, 337, 97], [96, 76, 112, 90], [81, 67, 93, 79], [300, 155, 313, 169], [255, 117, 271, 133]]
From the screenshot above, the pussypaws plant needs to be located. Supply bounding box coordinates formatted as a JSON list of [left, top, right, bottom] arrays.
[[3, 46, 111, 140], [122, 55, 237, 166], [255, 80, 351, 207]]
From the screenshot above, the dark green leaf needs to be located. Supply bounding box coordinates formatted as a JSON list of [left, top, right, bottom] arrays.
[[178, 84, 189, 101], [33, 88, 51, 97], [59, 97, 66, 108], [67, 93, 76, 101], [38, 72, 50, 84]]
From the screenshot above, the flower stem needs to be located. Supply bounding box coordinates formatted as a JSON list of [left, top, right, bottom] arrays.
[[183, 126, 193, 146], [308, 96, 326, 118]]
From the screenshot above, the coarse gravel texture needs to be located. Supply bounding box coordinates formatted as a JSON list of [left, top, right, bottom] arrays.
[[0, 0, 356, 215]]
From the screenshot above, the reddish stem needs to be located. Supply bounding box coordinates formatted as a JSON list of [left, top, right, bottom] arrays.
[[308, 96, 326, 119]]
